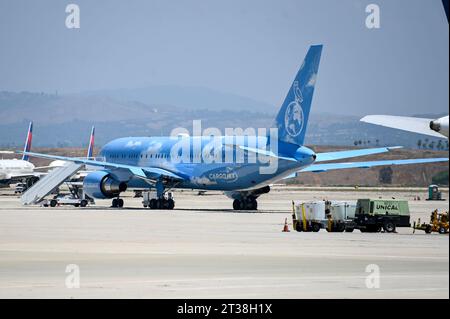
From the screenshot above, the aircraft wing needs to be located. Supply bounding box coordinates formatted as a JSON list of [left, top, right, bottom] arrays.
[[360, 115, 445, 138], [300, 158, 449, 173], [19, 151, 185, 181], [315, 146, 402, 162]]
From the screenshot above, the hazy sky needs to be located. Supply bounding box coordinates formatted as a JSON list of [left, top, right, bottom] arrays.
[[0, 0, 448, 116]]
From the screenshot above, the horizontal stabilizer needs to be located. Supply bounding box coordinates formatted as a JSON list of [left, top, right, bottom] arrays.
[[315, 146, 402, 162], [237, 145, 298, 162]]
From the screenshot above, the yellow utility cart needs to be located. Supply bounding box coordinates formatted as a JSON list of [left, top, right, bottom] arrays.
[[413, 210, 449, 234]]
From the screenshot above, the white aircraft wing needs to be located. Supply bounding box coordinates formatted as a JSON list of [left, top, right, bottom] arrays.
[[19, 151, 185, 182], [360, 115, 446, 138]]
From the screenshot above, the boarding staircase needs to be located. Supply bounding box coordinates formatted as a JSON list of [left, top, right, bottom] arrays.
[[21, 162, 84, 205]]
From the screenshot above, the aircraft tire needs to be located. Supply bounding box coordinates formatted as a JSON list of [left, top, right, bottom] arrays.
[[312, 223, 321, 232], [167, 199, 175, 210], [233, 199, 241, 210], [249, 199, 258, 210]]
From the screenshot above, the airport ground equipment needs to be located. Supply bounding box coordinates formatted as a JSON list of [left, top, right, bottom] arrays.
[[354, 199, 411, 233], [41, 183, 94, 208], [13, 175, 40, 194], [42, 195, 88, 208], [14, 183, 26, 194], [142, 190, 175, 209], [413, 210, 449, 234], [21, 162, 83, 205], [293, 201, 327, 232], [427, 185, 444, 201], [326, 201, 357, 232]]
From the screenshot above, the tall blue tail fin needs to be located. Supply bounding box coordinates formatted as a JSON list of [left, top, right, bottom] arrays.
[[274, 45, 322, 146], [22, 122, 33, 161]]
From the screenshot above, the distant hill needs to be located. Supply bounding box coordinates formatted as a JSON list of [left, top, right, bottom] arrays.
[[0, 90, 448, 149], [78, 85, 275, 114]]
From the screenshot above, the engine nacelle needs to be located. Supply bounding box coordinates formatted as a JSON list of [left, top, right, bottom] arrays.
[[430, 115, 449, 137], [83, 171, 127, 199]]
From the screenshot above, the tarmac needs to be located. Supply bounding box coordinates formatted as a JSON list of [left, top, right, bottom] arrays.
[[0, 186, 448, 299]]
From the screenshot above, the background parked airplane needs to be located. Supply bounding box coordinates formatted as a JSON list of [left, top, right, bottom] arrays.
[[22, 46, 449, 210], [0, 122, 41, 188], [360, 114, 449, 139], [1, 124, 96, 190], [360, 1, 449, 140]]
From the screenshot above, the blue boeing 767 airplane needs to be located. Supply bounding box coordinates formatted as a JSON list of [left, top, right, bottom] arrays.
[[21, 45, 448, 210]]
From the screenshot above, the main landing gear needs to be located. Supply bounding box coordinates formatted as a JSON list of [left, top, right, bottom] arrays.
[[111, 197, 124, 208], [142, 181, 175, 210], [233, 198, 258, 210], [147, 196, 175, 210]]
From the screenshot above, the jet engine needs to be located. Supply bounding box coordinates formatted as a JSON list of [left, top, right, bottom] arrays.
[[83, 171, 127, 199], [430, 115, 449, 137]]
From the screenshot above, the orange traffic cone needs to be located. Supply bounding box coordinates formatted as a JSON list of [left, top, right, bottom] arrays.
[[282, 218, 290, 232]]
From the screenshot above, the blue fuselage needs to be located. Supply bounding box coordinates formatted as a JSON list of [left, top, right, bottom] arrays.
[[99, 136, 316, 191]]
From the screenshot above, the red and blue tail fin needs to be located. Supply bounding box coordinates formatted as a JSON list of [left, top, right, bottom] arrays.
[[86, 126, 95, 158], [22, 122, 33, 161]]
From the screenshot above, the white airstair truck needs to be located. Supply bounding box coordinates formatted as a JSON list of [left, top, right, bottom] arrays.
[[21, 162, 84, 206]]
